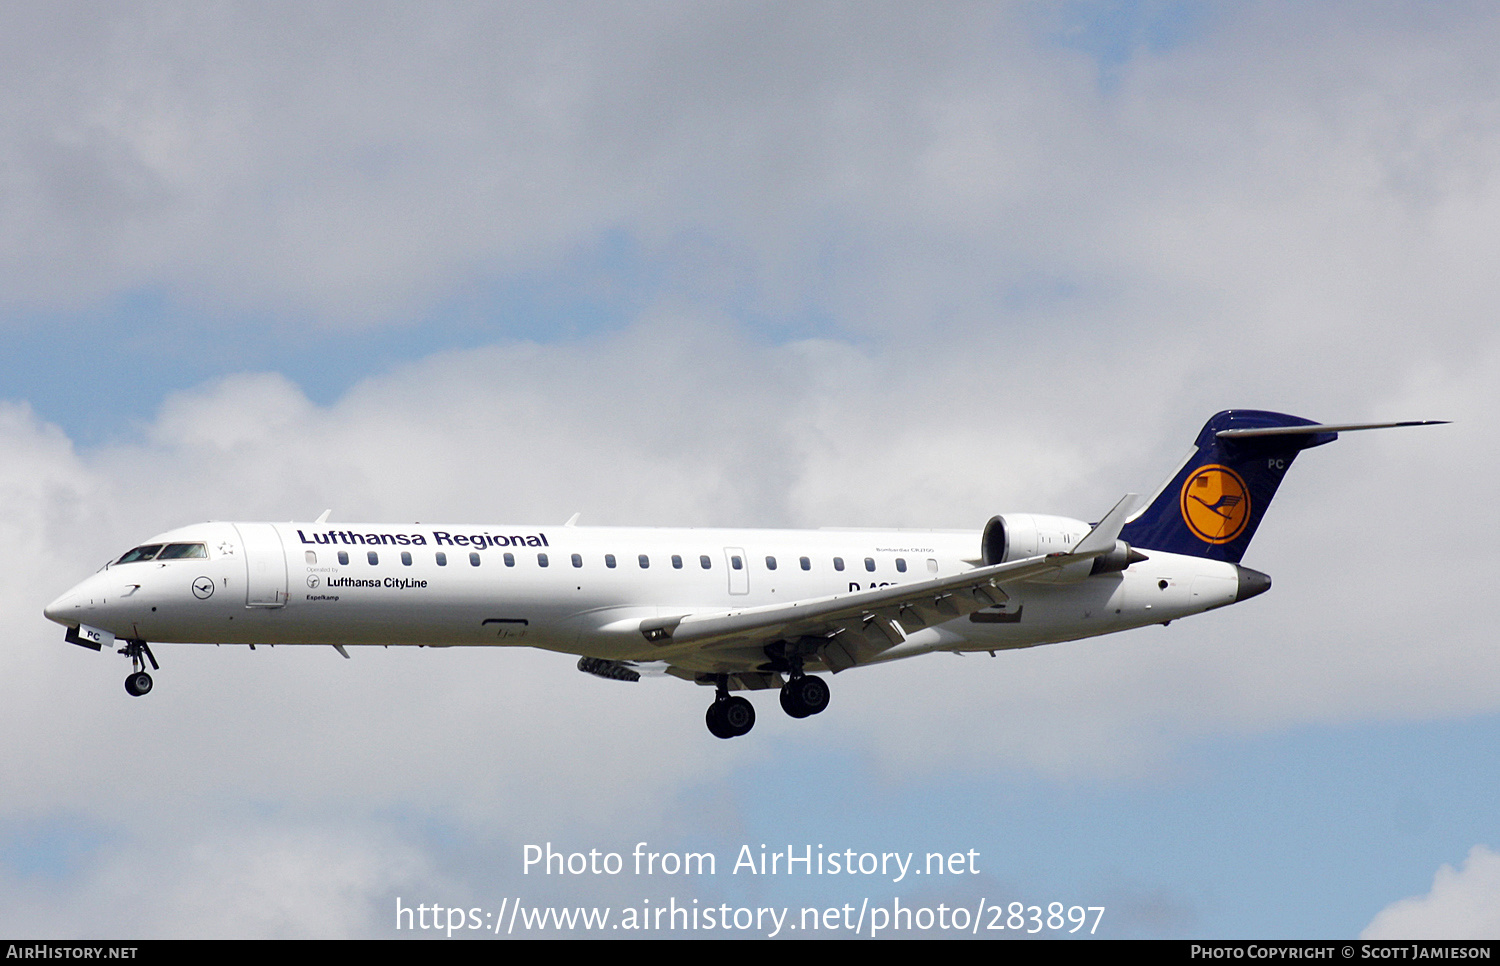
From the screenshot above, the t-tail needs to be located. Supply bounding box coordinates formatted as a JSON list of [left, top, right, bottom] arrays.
[[1119, 410, 1446, 565]]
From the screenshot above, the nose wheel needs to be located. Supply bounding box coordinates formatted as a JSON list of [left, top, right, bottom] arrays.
[[118, 639, 158, 698]]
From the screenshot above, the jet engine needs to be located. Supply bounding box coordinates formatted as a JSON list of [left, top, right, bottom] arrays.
[[982, 513, 1145, 582]]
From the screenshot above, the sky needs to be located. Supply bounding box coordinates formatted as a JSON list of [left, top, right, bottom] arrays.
[[2, 0, 1497, 939]]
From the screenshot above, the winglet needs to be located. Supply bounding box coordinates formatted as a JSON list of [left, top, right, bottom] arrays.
[[1071, 493, 1140, 557], [315, 509, 333, 524]]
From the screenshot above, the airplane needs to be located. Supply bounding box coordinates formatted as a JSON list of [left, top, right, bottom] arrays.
[[42, 410, 1443, 738]]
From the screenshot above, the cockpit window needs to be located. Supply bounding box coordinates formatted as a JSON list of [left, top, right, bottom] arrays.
[[117, 545, 164, 564], [158, 543, 208, 559], [117, 543, 207, 564]]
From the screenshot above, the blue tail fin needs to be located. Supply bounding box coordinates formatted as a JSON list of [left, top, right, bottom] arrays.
[[1119, 410, 1337, 563]]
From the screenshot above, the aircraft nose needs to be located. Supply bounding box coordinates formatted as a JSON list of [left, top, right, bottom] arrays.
[[43, 589, 79, 625]]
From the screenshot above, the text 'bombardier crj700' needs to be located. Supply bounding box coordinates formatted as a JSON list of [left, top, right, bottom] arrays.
[[44, 411, 1442, 738]]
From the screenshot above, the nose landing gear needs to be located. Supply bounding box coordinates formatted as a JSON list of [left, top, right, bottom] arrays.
[[119, 639, 158, 697]]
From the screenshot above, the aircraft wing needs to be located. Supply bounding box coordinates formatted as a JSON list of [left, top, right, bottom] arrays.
[[632, 494, 1138, 678]]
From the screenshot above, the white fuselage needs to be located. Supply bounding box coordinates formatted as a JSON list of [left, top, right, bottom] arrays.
[[44, 518, 1242, 678]]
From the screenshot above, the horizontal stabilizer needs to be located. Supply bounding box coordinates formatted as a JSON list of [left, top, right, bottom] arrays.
[[1216, 420, 1447, 439]]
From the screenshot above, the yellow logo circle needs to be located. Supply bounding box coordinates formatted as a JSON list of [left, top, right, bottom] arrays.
[[1180, 464, 1251, 544]]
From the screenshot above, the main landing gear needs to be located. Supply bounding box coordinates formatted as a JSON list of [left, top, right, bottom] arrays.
[[780, 673, 830, 719], [705, 690, 755, 739], [120, 639, 158, 697], [704, 672, 832, 739]]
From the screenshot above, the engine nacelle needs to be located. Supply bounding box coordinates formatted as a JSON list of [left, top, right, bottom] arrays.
[[982, 514, 1145, 582], [981, 513, 1087, 563]]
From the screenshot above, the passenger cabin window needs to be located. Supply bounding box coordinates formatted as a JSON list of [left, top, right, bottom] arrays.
[[800, 556, 810, 571], [305, 551, 317, 564], [401, 551, 412, 566], [672, 555, 683, 569], [436, 552, 447, 566], [571, 553, 583, 568], [700, 555, 712, 570], [731, 555, 743, 570], [470, 552, 482, 567], [538, 553, 549, 567], [864, 557, 875, 572], [503, 553, 515, 567], [638, 554, 649, 569], [605, 554, 616, 569], [833, 557, 845, 571], [896, 558, 907, 573], [367, 551, 379, 565], [338, 551, 349, 565], [765, 556, 777, 570]]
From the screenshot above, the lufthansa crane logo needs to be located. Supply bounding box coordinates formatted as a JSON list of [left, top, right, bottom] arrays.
[[1180, 464, 1251, 544], [192, 576, 216, 599]]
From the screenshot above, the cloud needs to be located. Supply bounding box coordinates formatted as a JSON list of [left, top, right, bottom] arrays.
[[0, 2, 1494, 342], [1363, 846, 1500, 940], [1, 815, 437, 938], [3, 1, 1499, 938], [0, 2, 1038, 320]]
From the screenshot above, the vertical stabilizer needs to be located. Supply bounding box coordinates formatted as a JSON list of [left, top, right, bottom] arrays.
[[1119, 410, 1337, 563]]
